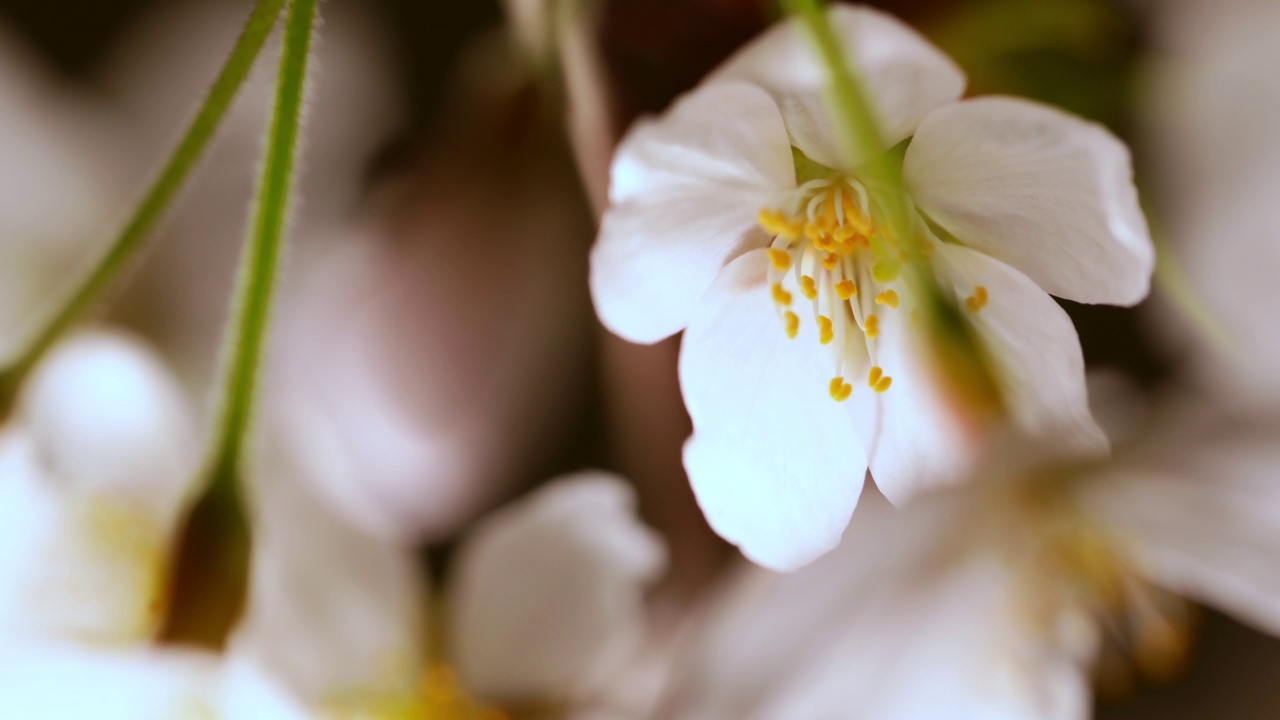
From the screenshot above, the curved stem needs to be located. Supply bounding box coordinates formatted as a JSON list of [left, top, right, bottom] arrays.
[[0, 0, 287, 417]]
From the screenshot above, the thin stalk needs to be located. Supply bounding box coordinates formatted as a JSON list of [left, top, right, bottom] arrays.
[[781, 0, 1006, 422], [162, 0, 318, 647], [1154, 236, 1241, 361], [0, 0, 287, 416]]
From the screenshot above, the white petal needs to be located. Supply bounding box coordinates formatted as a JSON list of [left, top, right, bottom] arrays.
[[231, 440, 426, 708], [932, 243, 1108, 458], [678, 249, 866, 571], [449, 473, 666, 704], [591, 82, 794, 344], [219, 656, 317, 720], [1084, 428, 1280, 636], [905, 97, 1154, 306], [21, 331, 197, 511], [0, 642, 220, 720], [709, 5, 966, 169], [667, 492, 1089, 720], [846, 302, 974, 505]]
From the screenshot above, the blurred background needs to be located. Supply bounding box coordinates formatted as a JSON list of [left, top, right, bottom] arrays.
[[1, 0, 1276, 716]]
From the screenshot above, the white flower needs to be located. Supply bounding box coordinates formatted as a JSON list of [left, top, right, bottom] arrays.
[[1144, 0, 1280, 405], [590, 4, 1154, 570], [0, 331, 197, 645], [662, 418, 1280, 719], [231, 456, 668, 718]]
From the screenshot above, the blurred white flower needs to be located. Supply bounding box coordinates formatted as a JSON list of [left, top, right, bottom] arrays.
[[232, 459, 668, 718], [1144, 0, 1280, 405], [590, 4, 1153, 571], [0, 331, 198, 645], [0, 644, 313, 720], [663, 417, 1280, 719]]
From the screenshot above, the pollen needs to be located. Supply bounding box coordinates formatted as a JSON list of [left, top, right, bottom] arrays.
[[868, 366, 893, 393], [799, 275, 818, 300], [829, 377, 853, 402], [865, 314, 880, 340], [822, 253, 839, 270], [835, 280, 857, 300], [875, 290, 899, 309], [758, 209, 801, 241], [817, 316, 834, 345], [784, 311, 800, 339], [771, 283, 793, 306], [965, 285, 989, 314], [768, 248, 793, 272]]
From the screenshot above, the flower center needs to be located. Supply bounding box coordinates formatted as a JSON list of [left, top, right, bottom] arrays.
[[757, 176, 905, 402]]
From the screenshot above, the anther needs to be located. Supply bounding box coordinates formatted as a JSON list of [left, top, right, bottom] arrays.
[[822, 253, 839, 270], [784, 311, 800, 339], [767, 248, 793, 272], [875, 290, 899, 309], [865, 314, 880, 340], [758, 209, 801, 241], [829, 377, 853, 402], [817, 316, 834, 345], [868, 366, 893, 393], [771, 283, 793, 306], [965, 285, 989, 314], [799, 276, 818, 300], [835, 280, 857, 300]]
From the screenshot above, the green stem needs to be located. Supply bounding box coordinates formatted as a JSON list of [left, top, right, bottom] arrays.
[[0, 0, 287, 416], [781, 0, 1006, 420], [210, 0, 317, 484], [1154, 236, 1241, 361]]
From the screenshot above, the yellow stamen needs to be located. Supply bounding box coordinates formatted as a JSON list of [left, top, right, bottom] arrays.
[[799, 275, 818, 300], [865, 314, 880, 340], [965, 285, 989, 314], [784, 311, 800, 339], [767, 248, 793, 272], [758, 209, 801, 241], [875, 290, 899, 309], [835, 280, 857, 300], [868, 366, 892, 393], [872, 259, 900, 284], [822, 253, 839, 270], [829, 377, 853, 402], [771, 283, 793, 307], [817, 316, 834, 345]]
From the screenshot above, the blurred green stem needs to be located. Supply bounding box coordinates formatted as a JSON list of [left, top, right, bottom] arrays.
[[1154, 236, 1242, 360], [163, 0, 317, 647], [0, 0, 287, 418]]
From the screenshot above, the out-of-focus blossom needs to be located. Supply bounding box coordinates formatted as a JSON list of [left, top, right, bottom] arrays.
[[590, 4, 1152, 571], [0, 25, 121, 354], [0, 331, 197, 645], [661, 415, 1280, 719], [98, 0, 404, 392], [0, 645, 313, 720], [263, 35, 594, 544], [1144, 0, 1280, 405], [232, 462, 668, 719]]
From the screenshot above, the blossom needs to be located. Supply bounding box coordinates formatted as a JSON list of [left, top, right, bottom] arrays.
[[590, 4, 1154, 570], [661, 416, 1280, 719], [0, 331, 197, 645]]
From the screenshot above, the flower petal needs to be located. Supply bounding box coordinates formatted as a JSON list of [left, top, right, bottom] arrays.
[[846, 302, 974, 505], [932, 243, 1108, 458], [679, 249, 866, 571], [449, 473, 666, 705], [231, 439, 426, 708], [905, 97, 1154, 306], [666, 492, 1090, 720], [591, 82, 794, 344], [1085, 427, 1280, 636], [709, 5, 966, 169]]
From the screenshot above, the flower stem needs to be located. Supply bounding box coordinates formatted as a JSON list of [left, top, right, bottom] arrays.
[[0, 0, 287, 418], [782, 0, 1006, 423], [162, 0, 318, 647]]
